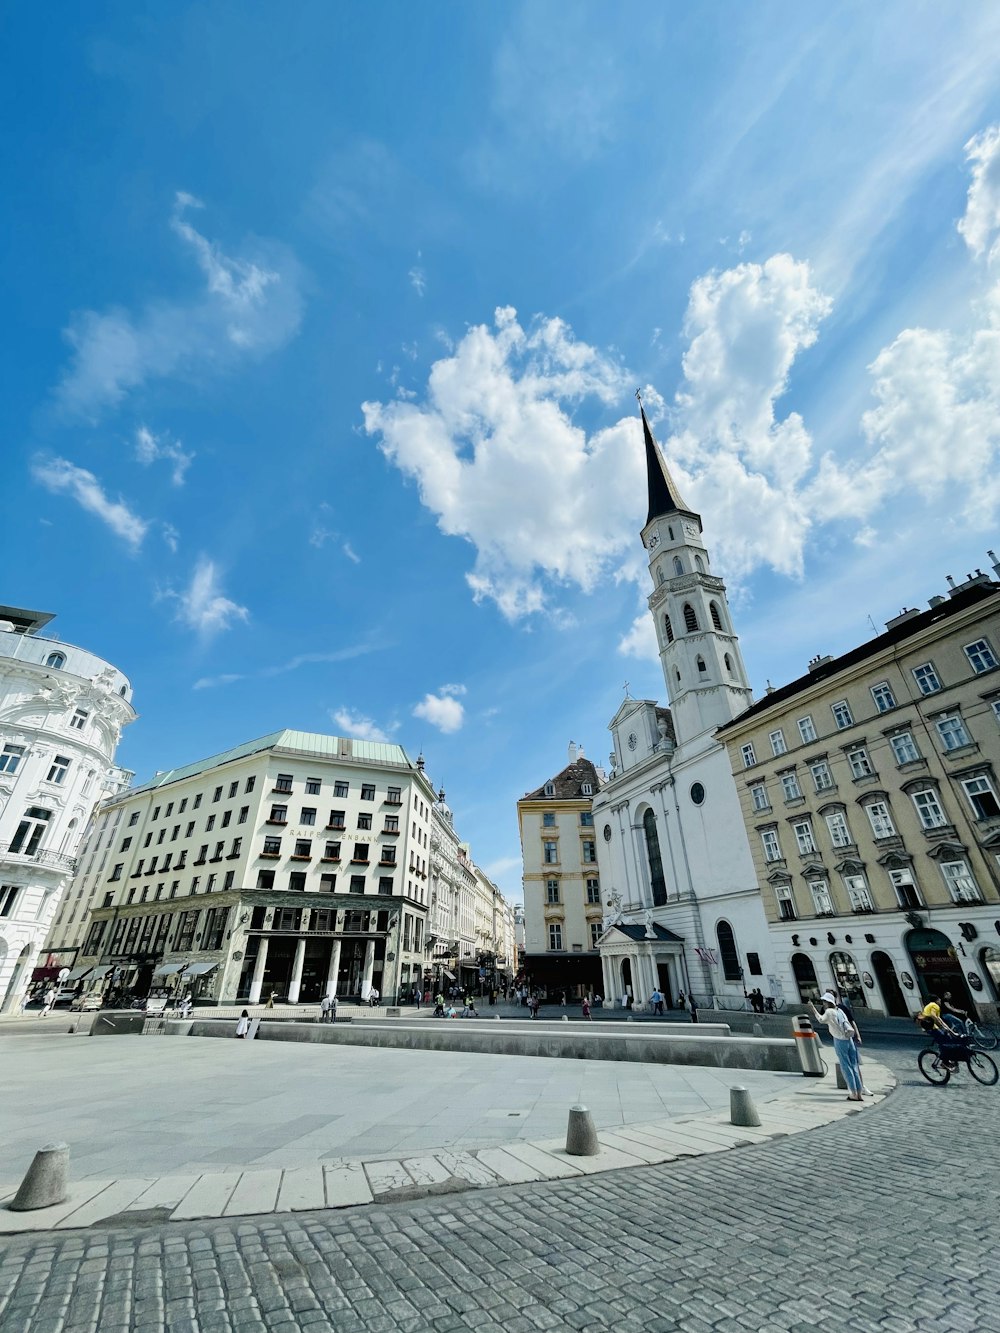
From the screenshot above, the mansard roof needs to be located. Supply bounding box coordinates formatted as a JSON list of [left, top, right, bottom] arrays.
[[523, 757, 601, 801]]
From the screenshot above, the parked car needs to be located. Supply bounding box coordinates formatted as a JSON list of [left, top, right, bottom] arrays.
[[70, 993, 103, 1011]]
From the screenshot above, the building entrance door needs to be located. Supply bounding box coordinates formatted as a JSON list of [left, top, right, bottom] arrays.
[[619, 957, 633, 1008], [791, 952, 819, 1004], [657, 962, 674, 1008], [871, 951, 908, 1017], [906, 928, 974, 1009]]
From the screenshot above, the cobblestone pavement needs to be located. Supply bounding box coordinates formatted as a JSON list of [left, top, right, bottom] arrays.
[[0, 1041, 996, 1333]]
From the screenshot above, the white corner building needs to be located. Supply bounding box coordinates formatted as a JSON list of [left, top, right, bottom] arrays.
[[593, 408, 778, 1010], [0, 604, 134, 1010]]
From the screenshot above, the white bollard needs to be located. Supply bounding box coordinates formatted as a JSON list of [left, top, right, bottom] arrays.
[[752, 1022, 763, 1038], [565, 1105, 599, 1156], [561, 1015, 569, 1022], [9, 1143, 70, 1211], [729, 1087, 761, 1128]]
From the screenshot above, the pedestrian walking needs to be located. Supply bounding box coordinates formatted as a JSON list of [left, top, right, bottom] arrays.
[[320, 993, 332, 1023], [810, 991, 863, 1101], [529, 995, 540, 1020], [581, 997, 592, 1021], [236, 1009, 250, 1038], [40, 986, 57, 1018], [649, 988, 664, 1016], [688, 993, 699, 1024], [413, 987, 422, 1010]]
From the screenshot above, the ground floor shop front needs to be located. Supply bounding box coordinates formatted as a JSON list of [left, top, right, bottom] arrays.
[[770, 906, 1000, 1021], [74, 888, 429, 1006]]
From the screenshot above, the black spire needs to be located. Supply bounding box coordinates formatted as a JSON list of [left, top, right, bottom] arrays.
[[639, 398, 694, 526]]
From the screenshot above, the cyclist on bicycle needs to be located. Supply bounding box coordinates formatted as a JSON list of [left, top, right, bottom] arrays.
[[917, 995, 967, 1068]]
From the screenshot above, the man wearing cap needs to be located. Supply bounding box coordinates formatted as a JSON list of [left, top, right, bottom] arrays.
[[810, 991, 864, 1101]]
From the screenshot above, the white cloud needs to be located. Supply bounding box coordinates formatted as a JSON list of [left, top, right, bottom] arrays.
[[363, 306, 637, 619], [408, 267, 426, 296], [342, 541, 361, 565], [330, 707, 392, 743], [168, 557, 249, 635], [134, 425, 194, 485], [413, 689, 466, 734], [162, 522, 180, 553], [31, 456, 148, 550], [193, 642, 381, 689], [957, 124, 1000, 261], [56, 193, 303, 419]]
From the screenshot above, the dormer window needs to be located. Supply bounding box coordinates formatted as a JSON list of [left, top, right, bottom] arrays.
[[544, 782, 555, 797], [582, 783, 593, 796], [46, 652, 66, 669]]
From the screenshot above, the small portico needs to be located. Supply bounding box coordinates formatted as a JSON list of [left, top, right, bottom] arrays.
[[598, 921, 687, 1010]]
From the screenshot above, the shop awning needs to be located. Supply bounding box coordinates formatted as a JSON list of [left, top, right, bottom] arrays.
[[89, 965, 114, 980], [31, 965, 62, 982], [64, 966, 93, 982], [442, 969, 456, 980], [152, 962, 189, 977], [183, 962, 218, 977]]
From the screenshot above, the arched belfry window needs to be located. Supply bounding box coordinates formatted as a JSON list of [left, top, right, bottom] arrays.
[[46, 652, 66, 669], [695, 554, 706, 572], [710, 601, 723, 631], [724, 652, 733, 674], [696, 655, 707, 677], [643, 809, 668, 907], [673, 556, 684, 576], [683, 603, 699, 633], [663, 614, 674, 644], [674, 667, 681, 683], [657, 568, 665, 586], [716, 920, 742, 981]]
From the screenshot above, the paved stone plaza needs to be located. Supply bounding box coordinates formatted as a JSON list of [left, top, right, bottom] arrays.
[[0, 1039, 995, 1332], [1, 1034, 798, 1181]]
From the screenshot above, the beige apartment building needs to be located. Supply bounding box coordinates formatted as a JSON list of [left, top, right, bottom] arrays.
[[718, 566, 1000, 1020], [518, 746, 603, 998], [50, 729, 437, 1004]]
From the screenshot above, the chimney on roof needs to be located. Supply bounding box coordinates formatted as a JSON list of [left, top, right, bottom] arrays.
[[885, 607, 922, 631], [946, 575, 956, 590], [567, 741, 578, 763], [808, 654, 833, 674], [928, 595, 946, 609], [989, 549, 999, 579]]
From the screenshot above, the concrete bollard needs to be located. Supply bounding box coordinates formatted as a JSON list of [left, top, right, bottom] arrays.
[[730, 1086, 761, 1127], [835, 1063, 847, 1090], [494, 1013, 501, 1020], [561, 1015, 569, 1022], [565, 1105, 599, 1156], [9, 1143, 70, 1211], [625, 1015, 634, 1022], [752, 1022, 763, 1038]]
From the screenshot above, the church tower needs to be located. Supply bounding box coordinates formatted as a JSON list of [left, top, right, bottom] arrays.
[[638, 401, 752, 742]]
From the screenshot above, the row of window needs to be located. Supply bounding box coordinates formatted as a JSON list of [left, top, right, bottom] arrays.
[[772, 858, 988, 921], [84, 905, 231, 959], [541, 782, 595, 797], [546, 922, 603, 951], [0, 745, 72, 785], [742, 645, 1000, 767], [748, 712, 988, 787], [261, 837, 396, 865], [257, 870, 395, 897], [542, 840, 598, 864], [662, 597, 728, 642], [758, 773, 1000, 865], [271, 775, 401, 803], [114, 866, 400, 907], [541, 811, 594, 827], [544, 877, 601, 905]]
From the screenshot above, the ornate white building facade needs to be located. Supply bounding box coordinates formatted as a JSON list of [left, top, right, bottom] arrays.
[[0, 604, 134, 1011], [593, 409, 778, 1009]]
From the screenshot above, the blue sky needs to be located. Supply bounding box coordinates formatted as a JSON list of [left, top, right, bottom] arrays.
[[4, 2, 1000, 900]]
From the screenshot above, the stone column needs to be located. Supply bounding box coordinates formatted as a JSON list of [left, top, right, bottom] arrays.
[[325, 940, 341, 997], [601, 953, 616, 1008], [248, 937, 269, 1004], [361, 939, 376, 998], [287, 937, 307, 1004]]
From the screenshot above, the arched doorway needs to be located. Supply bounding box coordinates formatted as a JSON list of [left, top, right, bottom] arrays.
[[791, 952, 819, 1003], [829, 951, 866, 1008], [2, 942, 33, 1013], [642, 810, 668, 906], [905, 927, 973, 1008], [619, 958, 633, 1007], [871, 951, 908, 1017], [979, 946, 1000, 1000]]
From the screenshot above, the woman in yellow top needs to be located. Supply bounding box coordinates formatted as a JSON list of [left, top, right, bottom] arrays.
[[917, 995, 964, 1067]]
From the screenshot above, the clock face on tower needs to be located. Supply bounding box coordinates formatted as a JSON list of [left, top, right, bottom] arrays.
[[684, 522, 698, 538], [647, 533, 660, 551], [627, 732, 638, 751]]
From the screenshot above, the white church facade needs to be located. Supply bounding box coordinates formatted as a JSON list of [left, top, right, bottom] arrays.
[[593, 406, 779, 1010]]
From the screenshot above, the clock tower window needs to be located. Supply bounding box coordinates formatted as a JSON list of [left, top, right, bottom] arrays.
[[673, 556, 684, 576], [710, 601, 724, 631], [696, 656, 707, 677], [663, 614, 674, 644], [683, 603, 699, 633]]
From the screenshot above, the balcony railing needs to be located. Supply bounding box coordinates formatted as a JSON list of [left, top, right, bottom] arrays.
[[0, 843, 77, 874]]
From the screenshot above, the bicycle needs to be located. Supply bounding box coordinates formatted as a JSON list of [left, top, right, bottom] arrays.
[[963, 1018, 998, 1051], [918, 1040, 999, 1086]]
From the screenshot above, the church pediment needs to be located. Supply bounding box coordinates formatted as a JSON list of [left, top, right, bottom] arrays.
[[600, 921, 685, 946], [608, 696, 658, 730]]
